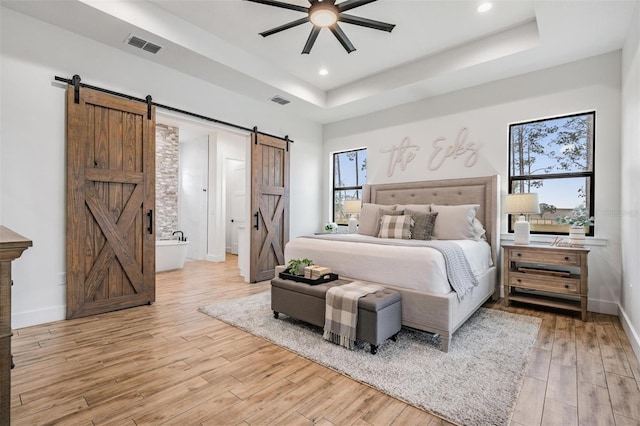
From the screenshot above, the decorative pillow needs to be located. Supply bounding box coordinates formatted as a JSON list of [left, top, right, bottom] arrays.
[[430, 204, 480, 240], [406, 209, 438, 240], [374, 209, 404, 237], [378, 215, 413, 239], [472, 218, 487, 241], [394, 204, 431, 213], [358, 203, 395, 236]]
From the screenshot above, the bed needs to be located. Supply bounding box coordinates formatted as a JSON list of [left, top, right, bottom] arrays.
[[284, 175, 499, 351]]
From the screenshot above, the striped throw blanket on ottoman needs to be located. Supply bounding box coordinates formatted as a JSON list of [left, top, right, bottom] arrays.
[[323, 281, 385, 350]]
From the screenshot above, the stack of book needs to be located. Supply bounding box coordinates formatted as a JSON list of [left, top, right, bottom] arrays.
[[304, 265, 332, 280]]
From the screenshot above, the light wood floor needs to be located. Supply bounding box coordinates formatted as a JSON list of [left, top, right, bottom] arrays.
[[10, 255, 640, 425]]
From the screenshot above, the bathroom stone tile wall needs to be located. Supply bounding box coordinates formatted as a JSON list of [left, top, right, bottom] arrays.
[[156, 124, 179, 240]]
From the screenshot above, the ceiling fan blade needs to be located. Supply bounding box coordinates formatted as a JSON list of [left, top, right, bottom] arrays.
[[302, 26, 321, 54], [329, 23, 356, 53], [259, 17, 310, 37], [244, 0, 309, 13], [339, 13, 395, 32], [337, 0, 377, 12]]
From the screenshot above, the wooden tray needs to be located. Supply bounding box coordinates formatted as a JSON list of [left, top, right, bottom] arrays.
[[278, 271, 339, 285]]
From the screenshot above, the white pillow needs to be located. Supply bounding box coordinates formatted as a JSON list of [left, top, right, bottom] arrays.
[[472, 218, 487, 240], [358, 203, 396, 236], [430, 204, 480, 240], [394, 204, 431, 213]]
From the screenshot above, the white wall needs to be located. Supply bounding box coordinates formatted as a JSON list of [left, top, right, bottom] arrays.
[[0, 7, 323, 328], [324, 52, 623, 316], [179, 135, 209, 260], [207, 131, 249, 263], [225, 158, 245, 254], [620, 3, 640, 360]]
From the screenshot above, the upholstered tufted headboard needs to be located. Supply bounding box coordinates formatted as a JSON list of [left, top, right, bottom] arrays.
[[362, 175, 499, 264]]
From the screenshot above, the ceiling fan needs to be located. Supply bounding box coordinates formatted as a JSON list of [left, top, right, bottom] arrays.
[[245, 0, 395, 54]]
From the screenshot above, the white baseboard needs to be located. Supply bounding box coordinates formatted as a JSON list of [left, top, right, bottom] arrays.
[[205, 253, 226, 262], [618, 306, 640, 362], [619, 306, 640, 364], [587, 298, 619, 316], [13, 305, 65, 329]]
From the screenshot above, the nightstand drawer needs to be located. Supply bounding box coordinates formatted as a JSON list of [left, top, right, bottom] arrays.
[[509, 249, 581, 266], [509, 273, 580, 294]]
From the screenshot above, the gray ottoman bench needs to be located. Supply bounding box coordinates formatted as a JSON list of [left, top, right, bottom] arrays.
[[271, 276, 402, 354]]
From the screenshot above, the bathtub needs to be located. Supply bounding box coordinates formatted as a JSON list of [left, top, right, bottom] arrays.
[[156, 240, 189, 272]]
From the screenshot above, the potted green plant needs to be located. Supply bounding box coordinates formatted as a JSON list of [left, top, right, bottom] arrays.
[[286, 258, 313, 276], [324, 222, 338, 233], [554, 206, 594, 247]]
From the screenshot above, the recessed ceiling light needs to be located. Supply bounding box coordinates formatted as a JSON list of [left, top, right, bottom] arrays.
[[477, 2, 492, 13], [319, 68, 329, 76]]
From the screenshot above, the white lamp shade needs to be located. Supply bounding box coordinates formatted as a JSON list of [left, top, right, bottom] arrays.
[[504, 193, 540, 215], [343, 200, 362, 215], [505, 193, 539, 245]]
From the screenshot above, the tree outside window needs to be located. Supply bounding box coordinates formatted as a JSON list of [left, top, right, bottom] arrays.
[[333, 148, 367, 225], [509, 112, 595, 236]]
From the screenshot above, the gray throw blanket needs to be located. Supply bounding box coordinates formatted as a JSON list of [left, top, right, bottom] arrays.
[[323, 281, 384, 350], [424, 240, 478, 301]]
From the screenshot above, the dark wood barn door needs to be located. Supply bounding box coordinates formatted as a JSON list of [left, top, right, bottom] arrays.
[[250, 133, 290, 282], [66, 87, 156, 319]]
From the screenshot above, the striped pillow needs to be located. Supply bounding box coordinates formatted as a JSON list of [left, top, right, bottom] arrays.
[[406, 209, 438, 240], [378, 215, 413, 239]]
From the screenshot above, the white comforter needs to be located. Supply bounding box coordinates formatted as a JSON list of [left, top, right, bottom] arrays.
[[284, 234, 493, 295]]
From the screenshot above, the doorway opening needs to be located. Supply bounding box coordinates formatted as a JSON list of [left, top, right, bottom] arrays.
[[156, 111, 251, 282]]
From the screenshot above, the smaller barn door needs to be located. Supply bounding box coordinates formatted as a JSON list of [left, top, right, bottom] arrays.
[[250, 133, 290, 282], [66, 86, 156, 319]]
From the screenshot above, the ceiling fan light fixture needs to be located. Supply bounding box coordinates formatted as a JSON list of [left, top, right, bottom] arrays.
[[477, 2, 493, 13], [309, 4, 338, 28]]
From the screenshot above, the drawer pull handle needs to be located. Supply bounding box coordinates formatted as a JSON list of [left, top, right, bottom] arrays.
[[517, 279, 522, 283], [564, 284, 570, 289], [516, 253, 521, 257], [564, 256, 569, 260]]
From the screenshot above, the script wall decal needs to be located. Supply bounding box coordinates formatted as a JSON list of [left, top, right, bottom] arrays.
[[428, 128, 482, 171], [380, 137, 420, 177], [381, 127, 483, 177]]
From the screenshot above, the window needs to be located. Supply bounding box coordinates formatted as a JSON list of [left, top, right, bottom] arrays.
[[508, 111, 595, 236], [333, 148, 367, 225]]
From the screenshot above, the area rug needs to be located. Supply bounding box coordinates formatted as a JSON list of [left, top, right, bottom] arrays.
[[199, 292, 541, 426]]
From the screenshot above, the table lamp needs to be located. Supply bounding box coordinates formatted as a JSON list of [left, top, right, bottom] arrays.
[[343, 200, 362, 234], [504, 193, 540, 245]]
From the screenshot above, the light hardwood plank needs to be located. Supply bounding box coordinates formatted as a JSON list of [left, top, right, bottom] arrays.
[[546, 362, 577, 407], [511, 377, 546, 426], [526, 347, 552, 381], [597, 324, 634, 377], [614, 414, 640, 426], [541, 397, 578, 426], [577, 383, 616, 425], [606, 372, 640, 421], [8, 256, 639, 426], [551, 316, 577, 367], [390, 405, 441, 425]]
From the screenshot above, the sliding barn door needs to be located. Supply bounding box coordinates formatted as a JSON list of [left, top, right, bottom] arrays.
[[66, 86, 156, 319], [250, 133, 290, 282]]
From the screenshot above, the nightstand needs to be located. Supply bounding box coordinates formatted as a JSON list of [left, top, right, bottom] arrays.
[[502, 243, 590, 321]]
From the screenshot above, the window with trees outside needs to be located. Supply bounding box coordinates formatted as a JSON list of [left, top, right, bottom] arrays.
[[509, 111, 595, 236], [333, 148, 367, 226]]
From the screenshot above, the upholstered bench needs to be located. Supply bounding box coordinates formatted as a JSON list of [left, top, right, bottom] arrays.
[[270, 274, 402, 354]]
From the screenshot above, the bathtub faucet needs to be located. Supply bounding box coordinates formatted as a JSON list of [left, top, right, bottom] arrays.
[[172, 230, 186, 242]]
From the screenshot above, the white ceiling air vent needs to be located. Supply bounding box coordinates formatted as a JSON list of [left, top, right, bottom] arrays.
[[269, 95, 290, 106], [125, 34, 162, 54]]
